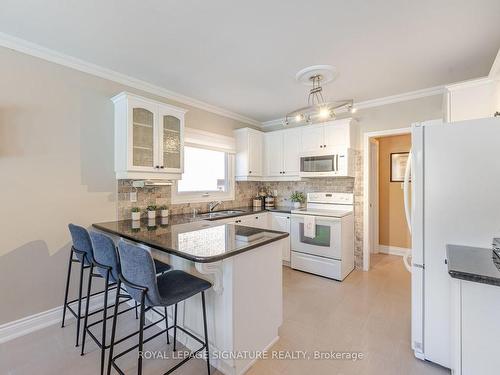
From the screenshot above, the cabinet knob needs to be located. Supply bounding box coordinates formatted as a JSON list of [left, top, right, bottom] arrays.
[[160, 166, 164, 169], [320, 145, 323, 148], [324, 144, 326, 148], [155, 165, 159, 169], [249, 171, 252, 174]]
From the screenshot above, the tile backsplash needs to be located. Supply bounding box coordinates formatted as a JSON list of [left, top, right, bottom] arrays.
[[117, 151, 364, 268]]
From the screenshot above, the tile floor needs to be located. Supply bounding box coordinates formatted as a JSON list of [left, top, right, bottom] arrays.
[[0, 254, 450, 375]]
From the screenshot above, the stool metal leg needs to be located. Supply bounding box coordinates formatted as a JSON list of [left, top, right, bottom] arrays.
[[99, 270, 110, 375], [164, 307, 170, 345], [75, 257, 85, 347], [61, 248, 74, 328], [173, 303, 178, 352], [138, 293, 146, 375], [81, 264, 94, 356], [201, 291, 211, 375], [107, 280, 121, 375]]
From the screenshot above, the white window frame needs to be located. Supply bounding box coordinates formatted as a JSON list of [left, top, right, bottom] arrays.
[[171, 145, 235, 204]]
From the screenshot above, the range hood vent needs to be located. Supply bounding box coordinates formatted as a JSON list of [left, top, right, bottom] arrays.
[[132, 180, 173, 188]]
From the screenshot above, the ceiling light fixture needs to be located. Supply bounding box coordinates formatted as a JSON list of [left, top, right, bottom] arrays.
[[284, 65, 355, 126]]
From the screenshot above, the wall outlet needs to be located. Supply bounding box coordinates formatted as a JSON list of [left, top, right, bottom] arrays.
[[130, 192, 137, 202]]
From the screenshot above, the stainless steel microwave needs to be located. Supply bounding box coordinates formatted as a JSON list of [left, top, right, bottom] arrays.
[[299, 149, 353, 177]]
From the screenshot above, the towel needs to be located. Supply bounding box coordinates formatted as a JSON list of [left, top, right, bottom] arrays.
[[304, 215, 316, 239]]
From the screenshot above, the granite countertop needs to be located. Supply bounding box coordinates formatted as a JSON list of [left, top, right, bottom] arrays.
[[93, 218, 289, 263], [446, 244, 500, 286]]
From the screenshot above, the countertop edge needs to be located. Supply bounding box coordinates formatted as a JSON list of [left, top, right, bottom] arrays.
[[448, 269, 500, 287], [446, 244, 500, 287]]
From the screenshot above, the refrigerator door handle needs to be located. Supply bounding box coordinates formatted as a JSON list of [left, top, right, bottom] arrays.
[[404, 149, 412, 234], [403, 149, 413, 273]]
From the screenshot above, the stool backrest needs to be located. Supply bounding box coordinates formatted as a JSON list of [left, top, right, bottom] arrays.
[[68, 224, 94, 265], [89, 232, 120, 282], [117, 240, 162, 306]]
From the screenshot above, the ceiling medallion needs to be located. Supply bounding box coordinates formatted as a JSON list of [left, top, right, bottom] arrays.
[[284, 65, 355, 126]]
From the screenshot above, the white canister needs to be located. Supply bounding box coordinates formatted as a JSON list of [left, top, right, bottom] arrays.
[[147, 210, 156, 219], [131, 211, 141, 221], [161, 209, 169, 218]]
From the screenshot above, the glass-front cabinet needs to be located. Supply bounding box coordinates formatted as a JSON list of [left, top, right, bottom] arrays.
[[112, 92, 186, 179]]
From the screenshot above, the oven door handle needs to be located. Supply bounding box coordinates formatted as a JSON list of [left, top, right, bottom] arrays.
[[291, 214, 342, 223]]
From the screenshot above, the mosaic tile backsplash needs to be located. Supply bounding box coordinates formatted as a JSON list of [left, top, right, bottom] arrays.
[[117, 151, 364, 268]]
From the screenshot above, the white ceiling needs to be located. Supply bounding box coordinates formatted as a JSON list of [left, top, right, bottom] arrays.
[[1, 0, 499, 123]]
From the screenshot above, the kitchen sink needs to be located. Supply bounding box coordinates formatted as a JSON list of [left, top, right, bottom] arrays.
[[214, 210, 245, 215], [197, 209, 246, 220]]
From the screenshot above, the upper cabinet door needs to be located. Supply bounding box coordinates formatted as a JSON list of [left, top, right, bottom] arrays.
[[283, 128, 301, 175], [158, 105, 184, 173], [248, 130, 263, 176], [265, 132, 283, 176], [129, 98, 158, 171], [300, 126, 324, 153], [323, 122, 349, 150], [113, 92, 186, 180]]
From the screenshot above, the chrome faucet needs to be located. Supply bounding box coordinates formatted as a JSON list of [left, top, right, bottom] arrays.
[[208, 201, 222, 212]]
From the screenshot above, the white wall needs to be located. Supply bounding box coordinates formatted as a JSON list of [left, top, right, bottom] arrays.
[[0, 46, 252, 324]]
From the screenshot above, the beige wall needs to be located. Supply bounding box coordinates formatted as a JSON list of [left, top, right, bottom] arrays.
[[377, 134, 412, 249], [0, 47, 252, 324]]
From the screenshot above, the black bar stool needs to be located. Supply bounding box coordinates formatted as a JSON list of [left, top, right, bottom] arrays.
[[107, 240, 212, 375], [80, 231, 172, 375], [62, 224, 109, 347]]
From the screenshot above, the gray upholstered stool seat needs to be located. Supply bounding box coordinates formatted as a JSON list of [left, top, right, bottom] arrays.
[[156, 270, 211, 307]]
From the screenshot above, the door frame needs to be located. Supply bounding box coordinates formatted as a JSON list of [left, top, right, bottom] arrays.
[[362, 127, 411, 271]]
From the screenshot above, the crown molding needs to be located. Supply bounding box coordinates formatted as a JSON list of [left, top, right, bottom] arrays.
[[261, 85, 445, 128], [353, 85, 445, 110], [0, 32, 261, 127]]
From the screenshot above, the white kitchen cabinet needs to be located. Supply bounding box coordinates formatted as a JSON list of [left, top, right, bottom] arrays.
[[264, 128, 301, 178], [300, 118, 358, 154], [451, 278, 500, 375], [234, 128, 264, 180], [445, 78, 500, 123], [264, 131, 283, 176], [112, 92, 186, 180], [238, 213, 268, 228], [270, 212, 291, 262], [282, 128, 301, 175]]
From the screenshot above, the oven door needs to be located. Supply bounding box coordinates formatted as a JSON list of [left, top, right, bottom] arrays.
[[299, 154, 338, 177], [291, 214, 342, 259]]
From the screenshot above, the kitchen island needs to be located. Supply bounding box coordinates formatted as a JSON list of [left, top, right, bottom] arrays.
[[93, 217, 288, 375]]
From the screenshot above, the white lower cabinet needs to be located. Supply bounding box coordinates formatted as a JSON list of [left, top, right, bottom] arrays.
[[270, 212, 291, 262], [451, 278, 500, 375], [212, 211, 291, 262]]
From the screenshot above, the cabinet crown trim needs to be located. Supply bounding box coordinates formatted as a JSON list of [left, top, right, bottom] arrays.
[[111, 91, 188, 114]]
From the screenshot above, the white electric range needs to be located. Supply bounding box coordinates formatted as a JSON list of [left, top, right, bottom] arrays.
[[290, 192, 355, 281]]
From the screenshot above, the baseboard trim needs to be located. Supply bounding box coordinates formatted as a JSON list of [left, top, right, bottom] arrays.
[[378, 245, 411, 257], [0, 292, 108, 344]]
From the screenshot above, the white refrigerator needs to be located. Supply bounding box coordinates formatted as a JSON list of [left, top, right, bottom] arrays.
[[406, 117, 500, 369]]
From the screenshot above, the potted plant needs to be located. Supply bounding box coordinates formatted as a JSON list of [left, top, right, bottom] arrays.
[[159, 205, 169, 218], [131, 207, 141, 221], [290, 191, 305, 209], [146, 205, 157, 219]]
